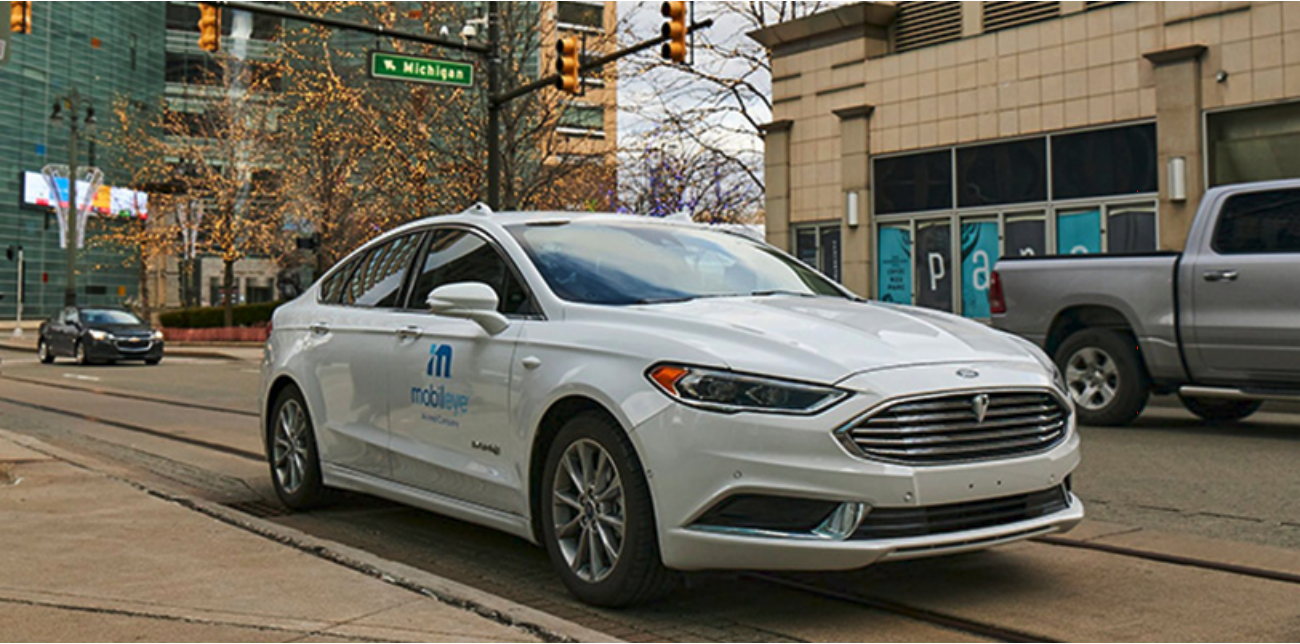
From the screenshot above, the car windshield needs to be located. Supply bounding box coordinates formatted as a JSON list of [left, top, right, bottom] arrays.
[[81, 309, 144, 325], [507, 220, 847, 305]]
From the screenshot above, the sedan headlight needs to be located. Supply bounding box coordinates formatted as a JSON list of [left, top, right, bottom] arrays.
[[88, 329, 112, 341], [152, 329, 165, 341], [647, 364, 848, 415]]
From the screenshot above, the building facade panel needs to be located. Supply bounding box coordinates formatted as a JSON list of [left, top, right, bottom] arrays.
[[753, 1, 1300, 320]]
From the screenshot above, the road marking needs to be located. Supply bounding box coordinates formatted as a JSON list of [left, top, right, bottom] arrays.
[[62, 373, 101, 382]]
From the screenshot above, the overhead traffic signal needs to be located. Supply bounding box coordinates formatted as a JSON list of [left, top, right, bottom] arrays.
[[661, 1, 687, 63], [555, 36, 581, 95], [198, 3, 220, 53], [10, 1, 31, 34]]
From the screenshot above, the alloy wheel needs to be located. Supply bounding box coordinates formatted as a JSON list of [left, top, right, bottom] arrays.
[[272, 399, 310, 495], [1065, 347, 1120, 411], [551, 438, 626, 583]]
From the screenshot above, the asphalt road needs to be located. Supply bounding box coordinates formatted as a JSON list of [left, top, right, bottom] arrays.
[[2, 345, 1299, 641]]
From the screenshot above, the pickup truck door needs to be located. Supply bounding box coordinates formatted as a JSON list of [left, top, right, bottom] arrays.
[[1185, 187, 1300, 385]]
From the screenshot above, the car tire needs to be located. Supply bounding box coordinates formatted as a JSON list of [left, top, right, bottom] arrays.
[[1055, 328, 1150, 427], [540, 411, 679, 607], [1178, 395, 1262, 423], [74, 340, 90, 366], [38, 339, 55, 364], [268, 386, 334, 510], [145, 357, 162, 366]]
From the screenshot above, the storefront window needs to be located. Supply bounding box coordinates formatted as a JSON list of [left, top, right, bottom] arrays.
[[1208, 102, 1300, 187], [914, 220, 953, 312], [1107, 205, 1157, 253], [874, 150, 953, 215], [956, 138, 1047, 208], [1057, 209, 1102, 255], [960, 219, 998, 318], [1004, 213, 1047, 257], [1052, 124, 1157, 199], [877, 224, 912, 304], [793, 222, 841, 282]]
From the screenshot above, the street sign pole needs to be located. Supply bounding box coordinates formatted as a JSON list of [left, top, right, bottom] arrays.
[[486, 2, 501, 211], [13, 247, 23, 338]]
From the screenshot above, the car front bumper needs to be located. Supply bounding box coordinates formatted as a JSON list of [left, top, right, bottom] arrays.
[[85, 337, 164, 361], [631, 361, 1083, 572]]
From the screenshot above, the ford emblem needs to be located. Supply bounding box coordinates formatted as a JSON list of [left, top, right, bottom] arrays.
[[956, 368, 980, 379]]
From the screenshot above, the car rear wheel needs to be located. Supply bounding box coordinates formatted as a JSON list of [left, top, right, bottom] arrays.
[[268, 386, 334, 510], [38, 339, 54, 364], [540, 411, 678, 607], [1178, 395, 1262, 422], [1056, 328, 1150, 426]]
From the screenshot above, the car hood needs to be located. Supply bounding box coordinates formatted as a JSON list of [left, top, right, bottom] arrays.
[[90, 323, 154, 337], [582, 296, 1040, 385]]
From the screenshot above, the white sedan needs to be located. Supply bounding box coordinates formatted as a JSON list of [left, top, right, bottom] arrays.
[[260, 208, 1083, 607]]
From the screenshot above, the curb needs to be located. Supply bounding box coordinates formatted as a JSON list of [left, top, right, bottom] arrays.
[[0, 429, 621, 644]]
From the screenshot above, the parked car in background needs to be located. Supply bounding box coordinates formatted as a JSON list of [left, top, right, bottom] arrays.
[[261, 207, 1082, 607], [991, 179, 1300, 426], [38, 307, 165, 366]]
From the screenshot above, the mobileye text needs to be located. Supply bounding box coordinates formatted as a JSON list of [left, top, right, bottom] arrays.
[[411, 384, 470, 417]]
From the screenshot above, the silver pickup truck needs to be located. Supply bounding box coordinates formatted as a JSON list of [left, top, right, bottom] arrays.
[[991, 179, 1300, 426]]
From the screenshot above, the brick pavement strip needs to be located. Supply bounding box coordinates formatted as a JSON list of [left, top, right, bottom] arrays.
[[0, 429, 618, 643]]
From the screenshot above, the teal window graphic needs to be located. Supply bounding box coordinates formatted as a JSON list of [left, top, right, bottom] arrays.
[[877, 226, 912, 305], [961, 221, 999, 318], [1057, 210, 1102, 255]]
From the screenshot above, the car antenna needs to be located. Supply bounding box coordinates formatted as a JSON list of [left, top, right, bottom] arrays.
[[462, 202, 494, 216]]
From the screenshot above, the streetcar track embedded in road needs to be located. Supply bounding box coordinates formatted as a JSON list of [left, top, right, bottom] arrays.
[[0, 395, 263, 462], [0, 373, 260, 418], [747, 573, 1057, 643]]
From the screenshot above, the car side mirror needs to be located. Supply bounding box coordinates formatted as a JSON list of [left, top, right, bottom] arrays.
[[426, 282, 510, 335]]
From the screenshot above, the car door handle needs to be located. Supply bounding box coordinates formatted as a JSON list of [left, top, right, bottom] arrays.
[[521, 356, 542, 370], [1202, 270, 1239, 282], [310, 322, 330, 335], [396, 326, 423, 341]]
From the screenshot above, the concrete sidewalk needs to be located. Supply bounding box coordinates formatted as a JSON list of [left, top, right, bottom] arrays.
[[0, 430, 614, 643]]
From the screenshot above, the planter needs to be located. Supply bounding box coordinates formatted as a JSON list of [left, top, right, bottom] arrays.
[[162, 325, 269, 343]]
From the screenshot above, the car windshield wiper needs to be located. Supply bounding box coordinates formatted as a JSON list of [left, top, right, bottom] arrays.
[[747, 290, 819, 298]]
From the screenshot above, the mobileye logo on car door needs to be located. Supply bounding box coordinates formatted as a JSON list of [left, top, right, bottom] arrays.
[[412, 343, 469, 425]]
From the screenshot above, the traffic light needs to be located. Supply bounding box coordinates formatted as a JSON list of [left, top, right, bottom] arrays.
[[555, 36, 581, 95], [10, 1, 31, 34], [197, 3, 220, 53], [661, 1, 687, 63]]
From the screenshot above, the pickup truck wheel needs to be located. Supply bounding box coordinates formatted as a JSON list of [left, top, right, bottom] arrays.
[[1178, 395, 1262, 422], [1056, 329, 1149, 426]]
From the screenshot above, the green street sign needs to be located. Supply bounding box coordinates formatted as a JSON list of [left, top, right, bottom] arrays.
[[370, 52, 474, 88]]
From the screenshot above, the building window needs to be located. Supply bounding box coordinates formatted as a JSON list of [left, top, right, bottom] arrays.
[[1207, 102, 1300, 188], [1051, 124, 1157, 200], [794, 222, 842, 283], [872, 123, 1158, 318], [558, 103, 605, 137], [557, 2, 604, 31], [956, 138, 1047, 208], [874, 150, 952, 215]]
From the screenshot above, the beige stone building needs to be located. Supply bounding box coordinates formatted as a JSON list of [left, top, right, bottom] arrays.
[[750, 1, 1300, 318]]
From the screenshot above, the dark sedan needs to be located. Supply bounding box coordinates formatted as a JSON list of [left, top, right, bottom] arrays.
[[38, 306, 164, 365]]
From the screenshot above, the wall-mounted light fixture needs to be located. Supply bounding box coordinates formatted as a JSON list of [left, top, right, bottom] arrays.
[[845, 190, 860, 227], [1215, 70, 1229, 83], [1168, 157, 1187, 202]]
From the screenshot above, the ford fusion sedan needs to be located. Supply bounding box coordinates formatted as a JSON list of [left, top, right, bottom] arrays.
[[260, 208, 1083, 607], [38, 306, 164, 365]]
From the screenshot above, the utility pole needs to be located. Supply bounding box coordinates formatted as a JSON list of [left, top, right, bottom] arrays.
[[485, 2, 501, 210]]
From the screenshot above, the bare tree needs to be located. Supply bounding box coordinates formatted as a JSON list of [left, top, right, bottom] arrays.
[[617, 2, 839, 219]]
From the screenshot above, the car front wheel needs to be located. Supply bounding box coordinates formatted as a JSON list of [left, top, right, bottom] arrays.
[[38, 339, 54, 364], [268, 386, 333, 510], [74, 341, 89, 366], [540, 411, 677, 607], [1056, 328, 1150, 426]]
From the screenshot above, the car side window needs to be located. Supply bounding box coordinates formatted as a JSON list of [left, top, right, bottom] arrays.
[[318, 259, 356, 305], [407, 229, 534, 316], [1213, 189, 1300, 254], [340, 232, 423, 308]]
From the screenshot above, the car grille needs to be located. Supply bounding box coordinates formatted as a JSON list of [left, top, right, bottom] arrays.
[[115, 338, 152, 352], [851, 486, 1070, 540], [841, 390, 1068, 464]]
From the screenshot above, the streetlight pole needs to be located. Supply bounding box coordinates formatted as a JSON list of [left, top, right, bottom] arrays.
[[52, 88, 93, 308], [485, 2, 501, 210]]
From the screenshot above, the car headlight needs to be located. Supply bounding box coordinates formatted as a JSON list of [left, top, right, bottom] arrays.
[[647, 364, 848, 415], [88, 330, 112, 341], [1006, 334, 1065, 392], [152, 330, 165, 341]]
